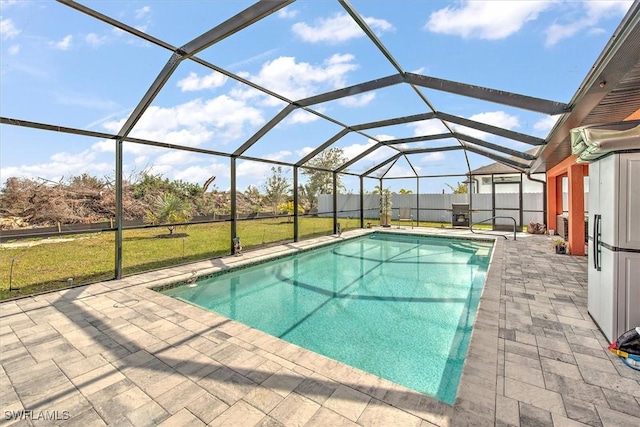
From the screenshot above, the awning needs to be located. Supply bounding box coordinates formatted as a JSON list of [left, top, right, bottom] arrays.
[[571, 121, 640, 163]]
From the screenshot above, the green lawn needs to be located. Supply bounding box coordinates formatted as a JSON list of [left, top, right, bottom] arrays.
[[0, 217, 491, 300]]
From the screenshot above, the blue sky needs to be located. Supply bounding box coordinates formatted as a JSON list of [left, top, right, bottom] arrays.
[[0, 0, 633, 193]]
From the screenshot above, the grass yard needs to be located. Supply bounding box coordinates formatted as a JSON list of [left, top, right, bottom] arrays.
[[0, 216, 494, 300], [0, 217, 347, 299]]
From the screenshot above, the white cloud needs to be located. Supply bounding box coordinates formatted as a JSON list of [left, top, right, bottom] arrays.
[[92, 139, 115, 153], [287, 109, 324, 125], [0, 18, 20, 39], [177, 71, 228, 92], [584, 1, 632, 18], [173, 162, 229, 186], [236, 160, 269, 181], [236, 158, 293, 184], [374, 134, 396, 142], [135, 6, 151, 20], [263, 150, 292, 161], [533, 115, 559, 134], [278, 8, 298, 19], [341, 136, 397, 165], [233, 54, 359, 106], [545, 22, 582, 46], [341, 139, 377, 162], [155, 150, 199, 167], [468, 111, 520, 129], [408, 111, 520, 143], [384, 164, 416, 178], [49, 150, 94, 165], [49, 35, 72, 50], [408, 119, 450, 137], [131, 6, 152, 33], [364, 16, 395, 34], [338, 93, 376, 107], [131, 123, 212, 148], [8, 44, 19, 55], [588, 27, 607, 36], [85, 33, 107, 47], [120, 152, 232, 191], [102, 94, 265, 146], [0, 149, 111, 182], [92, 139, 159, 157], [455, 111, 520, 140], [296, 147, 314, 157], [292, 12, 394, 44], [95, 140, 231, 186], [132, 155, 149, 168], [544, 1, 632, 46], [3, 132, 230, 186], [425, 1, 551, 40]]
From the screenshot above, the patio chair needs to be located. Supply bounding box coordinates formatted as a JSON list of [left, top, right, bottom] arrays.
[[397, 207, 414, 229]]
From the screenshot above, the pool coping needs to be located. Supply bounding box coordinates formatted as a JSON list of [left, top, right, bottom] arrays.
[[150, 229, 495, 294], [4, 228, 637, 426], [142, 227, 503, 426], [0, 227, 505, 426]]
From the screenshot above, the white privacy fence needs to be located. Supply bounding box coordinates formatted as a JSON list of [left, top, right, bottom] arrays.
[[317, 193, 567, 226]]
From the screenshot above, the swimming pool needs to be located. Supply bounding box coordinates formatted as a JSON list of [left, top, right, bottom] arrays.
[[162, 232, 493, 404]]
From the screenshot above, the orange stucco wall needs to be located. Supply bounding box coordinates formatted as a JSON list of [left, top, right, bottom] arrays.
[[544, 108, 637, 256], [546, 155, 587, 256]]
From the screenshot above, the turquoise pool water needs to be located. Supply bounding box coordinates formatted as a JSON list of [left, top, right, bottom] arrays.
[[162, 233, 493, 404]]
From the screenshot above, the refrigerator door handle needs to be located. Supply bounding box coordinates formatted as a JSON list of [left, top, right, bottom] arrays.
[[594, 214, 601, 271]]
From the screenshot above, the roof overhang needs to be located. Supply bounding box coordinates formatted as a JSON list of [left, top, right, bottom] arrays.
[[532, 1, 640, 173]]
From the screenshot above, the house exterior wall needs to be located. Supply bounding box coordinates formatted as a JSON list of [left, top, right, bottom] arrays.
[[470, 172, 546, 193]]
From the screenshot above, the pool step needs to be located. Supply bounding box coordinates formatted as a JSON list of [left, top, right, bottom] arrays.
[[470, 247, 491, 263], [450, 242, 477, 253]]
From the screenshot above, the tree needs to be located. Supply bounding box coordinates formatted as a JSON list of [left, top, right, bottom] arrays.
[[372, 184, 392, 195], [244, 185, 262, 212], [145, 193, 193, 236], [277, 201, 304, 221], [298, 183, 317, 212], [302, 148, 348, 198], [132, 171, 203, 202], [263, 166, 291, 215], [446, 181, 468, 194], [399, 188, 413, 194], [371, 184, 393, 223], [202, 175, 217, 193], [69, 173, 107, 190], [377, 186, 392, 226]]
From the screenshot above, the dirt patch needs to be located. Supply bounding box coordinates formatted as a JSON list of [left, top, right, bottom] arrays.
[[156, 233, 189, 239], [1, 237, 76, 249]]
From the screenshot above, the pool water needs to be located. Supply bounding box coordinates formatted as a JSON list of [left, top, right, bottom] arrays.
[[163, 233, 493, 404]]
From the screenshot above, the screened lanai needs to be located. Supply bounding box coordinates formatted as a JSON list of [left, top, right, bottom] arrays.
[[1, 0, 639, 295]]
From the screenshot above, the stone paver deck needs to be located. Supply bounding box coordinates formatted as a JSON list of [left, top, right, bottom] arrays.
[[1, 228, 639, 426]]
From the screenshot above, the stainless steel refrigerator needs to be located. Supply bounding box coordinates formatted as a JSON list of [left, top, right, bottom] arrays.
[[587, 151, 640, 343]]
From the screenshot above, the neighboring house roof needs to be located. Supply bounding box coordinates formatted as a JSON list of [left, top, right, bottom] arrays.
[[468, 147, 541, 175], [468, 162, 520, 175]]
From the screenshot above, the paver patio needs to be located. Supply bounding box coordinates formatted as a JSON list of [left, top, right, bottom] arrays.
[[1, 228, 639, 426]]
